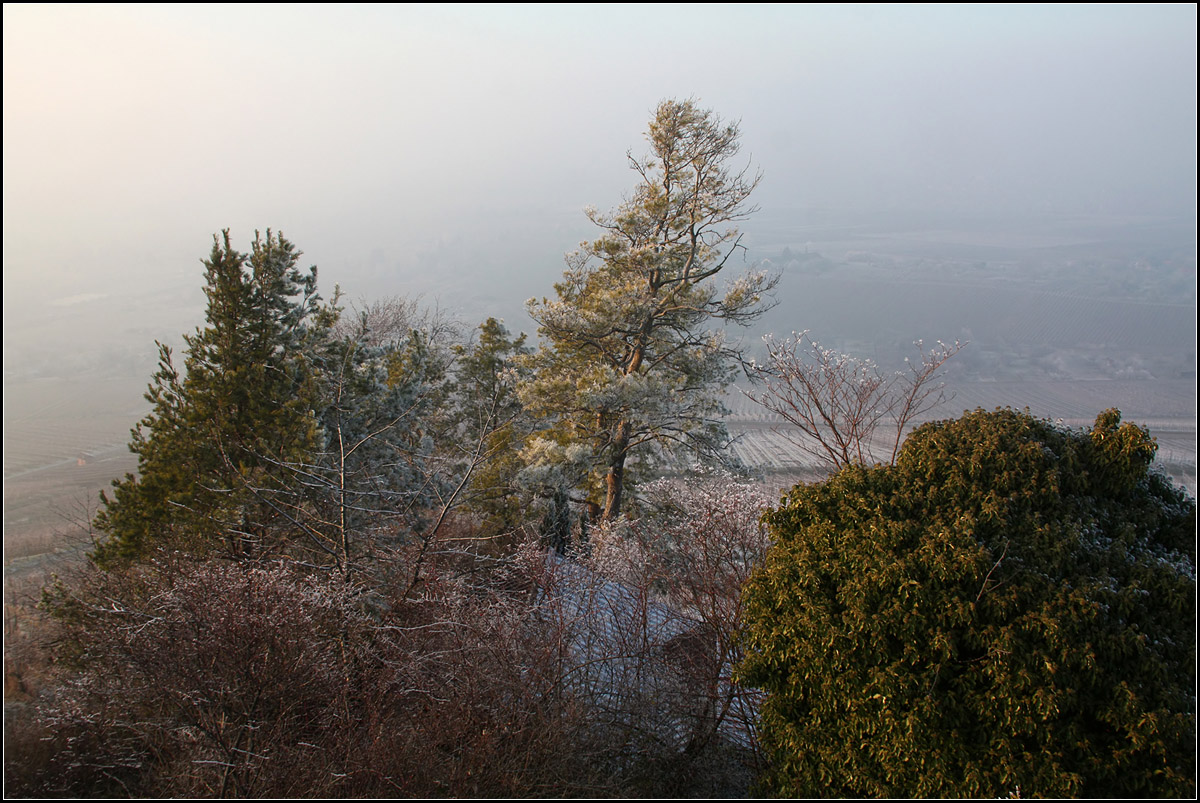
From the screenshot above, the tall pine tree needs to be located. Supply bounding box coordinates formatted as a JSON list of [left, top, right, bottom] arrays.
[[521, 99, 776, 523], [93, 230, 334, 567]]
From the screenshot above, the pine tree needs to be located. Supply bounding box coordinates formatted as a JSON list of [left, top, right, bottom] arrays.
[[451, 318, 532, 535], [93, 230, 334, 567], [521, 99, 775, 523]]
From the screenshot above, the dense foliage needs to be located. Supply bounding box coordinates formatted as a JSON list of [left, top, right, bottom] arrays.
[[739, 407, 1196, 797]]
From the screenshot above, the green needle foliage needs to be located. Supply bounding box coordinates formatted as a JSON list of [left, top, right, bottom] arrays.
[[451, 317, 532, 536], [93, 230, 334, 567], [521, 99, 776, 524], [739, 407, 1195, 798]]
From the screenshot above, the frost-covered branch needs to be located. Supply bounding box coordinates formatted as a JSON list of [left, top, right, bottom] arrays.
[[746, 332, 965, 470]]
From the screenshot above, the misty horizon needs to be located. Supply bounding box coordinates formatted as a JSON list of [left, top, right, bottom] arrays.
[[4, 5, 1196, 549], [5, 5, 1196, 371]]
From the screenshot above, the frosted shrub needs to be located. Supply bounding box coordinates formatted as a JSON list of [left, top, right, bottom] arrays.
[[23, 553, 606, 797], [548, 474, 771, 783]]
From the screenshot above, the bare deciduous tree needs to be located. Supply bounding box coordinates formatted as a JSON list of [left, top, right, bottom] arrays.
[[745, 332, 965, 470]]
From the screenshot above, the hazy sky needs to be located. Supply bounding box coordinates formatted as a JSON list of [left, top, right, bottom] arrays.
[[3, 4, 1196, 370]]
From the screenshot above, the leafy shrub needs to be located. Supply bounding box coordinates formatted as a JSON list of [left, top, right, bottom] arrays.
[[739, 408, 1196, 797]]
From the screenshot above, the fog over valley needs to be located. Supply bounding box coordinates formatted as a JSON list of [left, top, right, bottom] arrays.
[[4, 4, 1196, 562]]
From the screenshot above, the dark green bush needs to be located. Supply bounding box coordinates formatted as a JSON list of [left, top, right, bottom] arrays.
[[740, 408, 1195, 797]]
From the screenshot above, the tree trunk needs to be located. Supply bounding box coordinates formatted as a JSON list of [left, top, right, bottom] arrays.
[[602, 419, 632, 522]]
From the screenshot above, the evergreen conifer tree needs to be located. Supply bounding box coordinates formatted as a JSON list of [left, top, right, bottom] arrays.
[[451, 318, 532, 535], [93, 230, 333, 566], [521, 99, 775, 523]]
